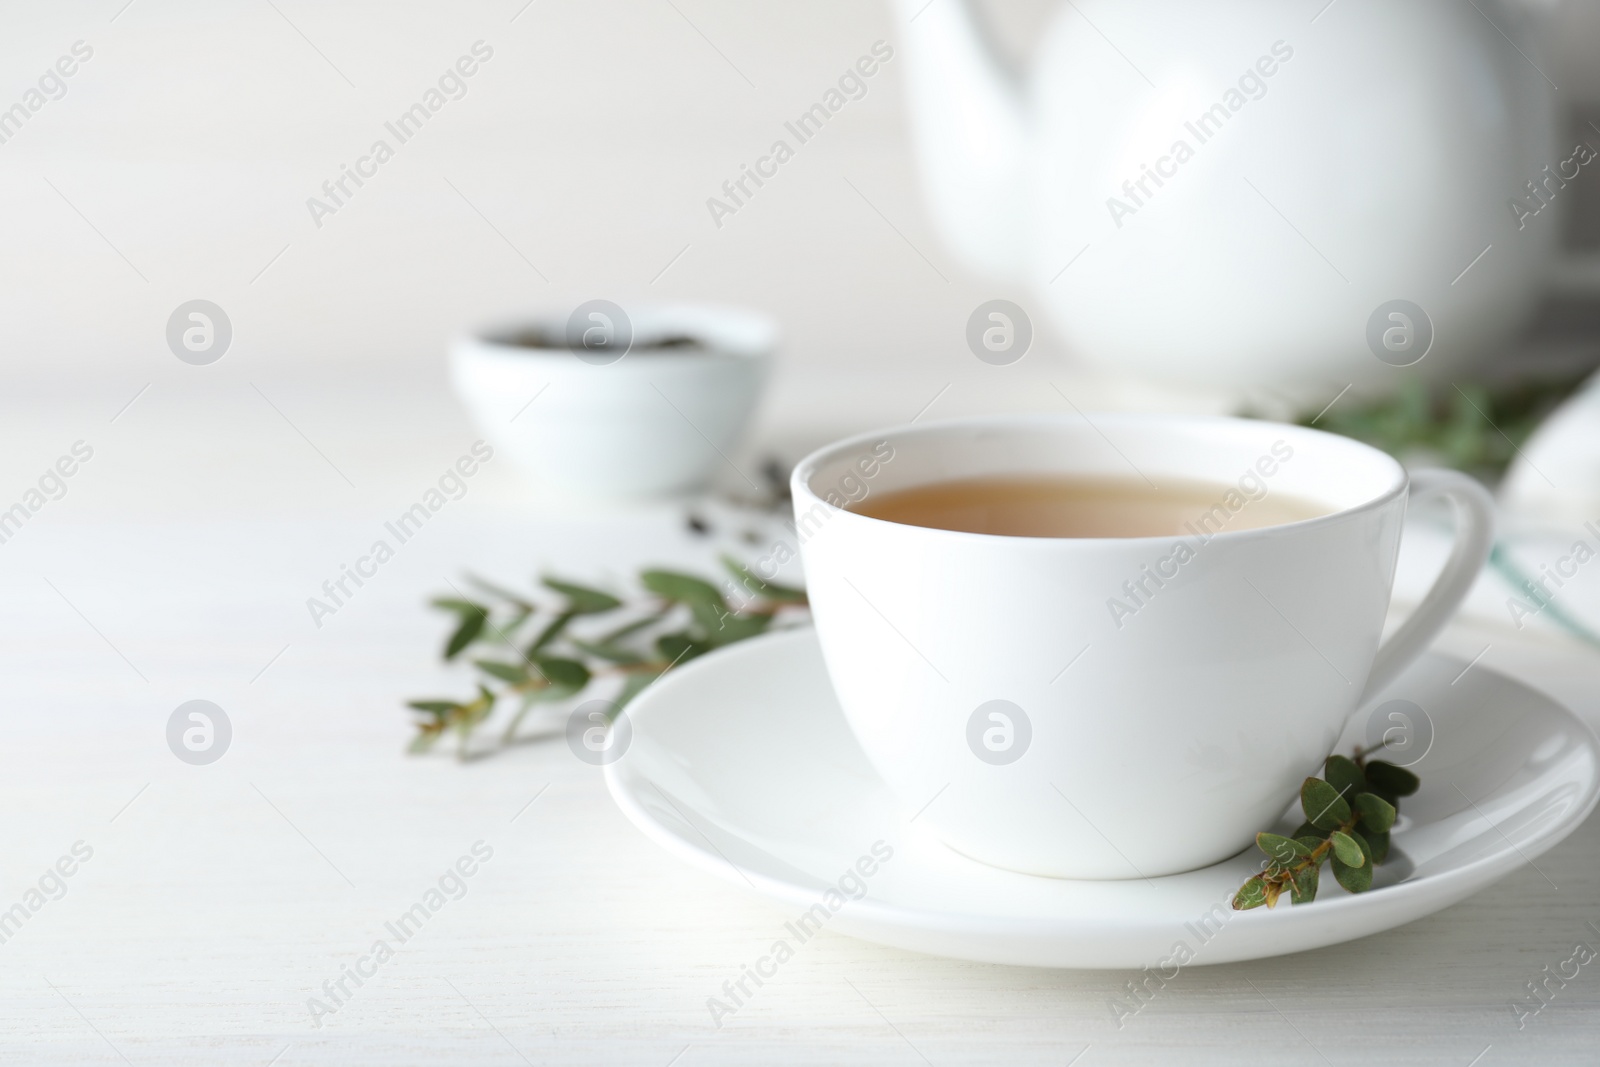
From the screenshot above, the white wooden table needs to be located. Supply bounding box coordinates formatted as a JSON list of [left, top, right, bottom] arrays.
[[2, 385, 1598, 1067]]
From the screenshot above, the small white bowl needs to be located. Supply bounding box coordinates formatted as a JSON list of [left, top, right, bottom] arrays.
[[450, 303, 773, 501]]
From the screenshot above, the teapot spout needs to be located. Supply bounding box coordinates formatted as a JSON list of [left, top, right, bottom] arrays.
[[891, 0, 1029, 283]]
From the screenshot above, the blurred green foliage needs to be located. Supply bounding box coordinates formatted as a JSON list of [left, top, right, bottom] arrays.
[[1294, 375, 1588, 484]]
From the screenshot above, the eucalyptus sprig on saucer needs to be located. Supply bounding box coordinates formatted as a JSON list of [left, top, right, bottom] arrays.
[[405, 557, 807, 758], [1233, 750, 1420, 910]]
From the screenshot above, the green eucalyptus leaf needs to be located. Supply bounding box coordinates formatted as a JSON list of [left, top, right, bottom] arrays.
[[598, 610, 669, 645], [1293, 821, 1329, 841], [1289, 863, 1320, 905], [1332, 854, 1374, 893], [1301, 777, 1351, 830], [721, 554, 807, 603], [1233, 875, 1269, 911], [408, 728, 443, 754], [1353, 792, 1397, 833], [1364, 785, 1398, 808], [1295, 835, 1327, 852], [473, 660, 530, 684], [1329, 830, 1364, 867], [641, 570, 727, 608], [1361, 829, 1391, 865], [499, 608, 534, 639], [1324, 755, 1365, 799], [542, 577, 622, 615], [452, 690, 494, 738], [406, 700, 458, 718], [526, 610, 573, 657], [1365, 760, 1420, 799], [444, 608, 489, 659], [1256, 832, 1312, 864], [432, 597, 488, 616], [656, 631, 711, 666], [569, 638, 645, 665], [705, 611, 771, 647], [682, 600, 731, 640], [532, 655, 590, 692]]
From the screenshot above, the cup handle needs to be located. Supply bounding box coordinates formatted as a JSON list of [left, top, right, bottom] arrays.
[[1360, 469, 1496, 702]]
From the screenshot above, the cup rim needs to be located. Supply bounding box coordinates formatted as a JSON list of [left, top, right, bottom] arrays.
[[790, 412, 1410, 546]]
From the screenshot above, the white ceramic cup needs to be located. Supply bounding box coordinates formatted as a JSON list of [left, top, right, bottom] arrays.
[[792, 414, 1494, 879], [451, 303, 772, 501]]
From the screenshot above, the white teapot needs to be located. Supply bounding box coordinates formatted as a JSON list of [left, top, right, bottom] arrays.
[[893, 0, 1566, 397]]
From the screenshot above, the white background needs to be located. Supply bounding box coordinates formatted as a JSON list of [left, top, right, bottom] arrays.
[[0, 1, 1592, 437], [5, 3, 1600, 1064]]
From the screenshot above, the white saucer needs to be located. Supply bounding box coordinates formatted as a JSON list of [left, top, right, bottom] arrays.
[[605, 629, 1600, 968]]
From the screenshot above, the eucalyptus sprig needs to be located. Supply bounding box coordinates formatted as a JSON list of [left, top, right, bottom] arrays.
[[1290, 374, 1585, 484], [406, 556, 806, 758], [1233, 749, 1419, 910]]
